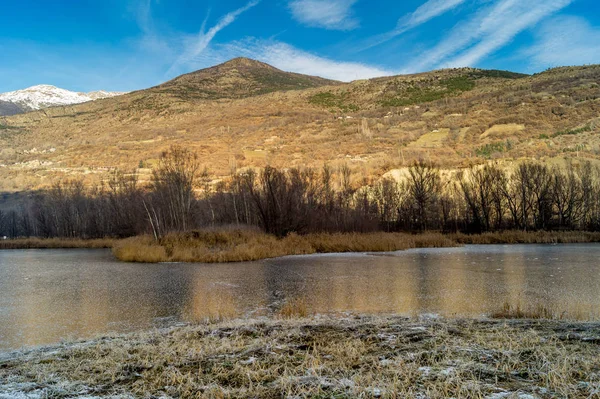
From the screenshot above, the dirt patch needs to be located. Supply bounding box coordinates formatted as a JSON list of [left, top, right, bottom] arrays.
[[480, 123, 525, 139]]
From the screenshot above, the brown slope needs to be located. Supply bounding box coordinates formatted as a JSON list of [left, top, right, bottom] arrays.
[[0, 62, 599, 193], [150, 57, 340, 100]]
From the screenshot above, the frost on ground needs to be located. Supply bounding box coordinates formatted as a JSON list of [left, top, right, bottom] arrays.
[[1, 316, 600, 398]]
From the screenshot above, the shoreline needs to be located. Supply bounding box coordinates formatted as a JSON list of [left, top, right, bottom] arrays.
[[114, 230, 600, 263], [3, 231, 600, 263], [2, 315, 599, 398], [0, 237, 115, 250]]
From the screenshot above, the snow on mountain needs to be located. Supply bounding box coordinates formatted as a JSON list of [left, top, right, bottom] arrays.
[[86, 90, 123, 100], [0, 85, 125, 112]]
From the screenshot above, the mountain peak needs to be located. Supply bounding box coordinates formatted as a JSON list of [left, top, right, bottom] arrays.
[[219, 57, 273, 68], [26, 84, 59, 90], [213, 57, 281, 72], [0, 85, 124, 114], [155, 58, 338, 100]]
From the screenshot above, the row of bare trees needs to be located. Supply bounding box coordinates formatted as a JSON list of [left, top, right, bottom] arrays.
[[457, 162, 600, 232], [2, 146, 600, 239]]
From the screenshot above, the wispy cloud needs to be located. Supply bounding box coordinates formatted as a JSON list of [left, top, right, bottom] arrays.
[[167, 0, 259, 75], [524, 15, 600, 69], [288, 0, 359, 30], [134, 0, 173, 55], [404, 0, 574, 72], [191, 38, 393, 81], [444, 0, 574, 67], [360, 0, 467, 51], [402, 0, 467, 30]]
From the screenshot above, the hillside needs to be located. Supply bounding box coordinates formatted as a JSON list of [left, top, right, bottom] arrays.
[[152, 57, 339, 100], [0, 100, 25, 116], [0, 60, 599, 192]]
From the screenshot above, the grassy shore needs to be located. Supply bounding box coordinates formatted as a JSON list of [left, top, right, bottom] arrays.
[[112, 229, 600, 263], [3, 230, 600, 262], [112, 230, 457, 263], [1, 315, 599, 398], [0, 237, 115, 250], [450, 230, 600, 245]]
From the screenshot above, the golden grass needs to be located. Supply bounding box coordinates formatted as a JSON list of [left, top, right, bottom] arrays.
[[451, 230, 600, 244], [112, 229, 457, 263], [492, 302, 558, 320], [3, 230, 598, 261], [491, 301, 594, 321], [278, 297, 309, 319], [113, 228, 600, 264], [0, 237, 116, 250], [2, 315, 600, 398]]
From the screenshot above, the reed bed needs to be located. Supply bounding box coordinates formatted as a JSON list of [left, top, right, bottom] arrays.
[[112, 230, 458, 263], [113, 228, 600, 264], [451, 230, 600, 244], [491, 301, 597, 321], [2, 315, 599, 398], [3, 230, 600, 261], [0, 237, 115, 250], [278, 297, 309, 319]]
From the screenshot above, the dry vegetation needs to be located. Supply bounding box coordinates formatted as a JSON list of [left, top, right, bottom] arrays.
[[2, 230, 600, 260], [451, 230, 600, 244], [111, 228, 600, 263], [112, 229, 457, 263], [0, 237, 114, 249], [1, 315, 600, 398], [491, 302, 587, 321], [0, 60, 599, 193]]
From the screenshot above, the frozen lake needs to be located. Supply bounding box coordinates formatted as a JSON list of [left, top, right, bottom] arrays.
[[1, 244, 599, 350]]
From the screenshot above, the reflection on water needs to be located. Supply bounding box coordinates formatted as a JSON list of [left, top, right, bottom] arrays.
[[0, 244, 599, 350]]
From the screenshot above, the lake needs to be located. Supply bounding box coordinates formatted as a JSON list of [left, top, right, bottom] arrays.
[[1, 244, 599, 351]]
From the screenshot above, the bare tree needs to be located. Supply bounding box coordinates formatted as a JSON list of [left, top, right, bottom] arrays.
[[552, 163, 583, 229], [0, 209, 5, 237], [151, 146, 202, 233], [372, 177, 400, 231], [406, 161, 442, 231], [459, 164, 507, 232]]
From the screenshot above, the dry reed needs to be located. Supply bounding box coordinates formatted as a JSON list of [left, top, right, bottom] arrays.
[[278, 297, 309, 319], [0, 238, 115, 250], [490, 301, 594, 321], [112, 229, 458, 263], [2, 315, 600, 398], [451, 230, 600, 244], [113, 228, 600, 264]]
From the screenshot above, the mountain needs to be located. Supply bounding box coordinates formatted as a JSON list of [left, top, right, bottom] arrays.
[[0, 60, 599, 193], [0, 85, 125, 113], [152, 57, 340, 100], [87, 90, 125, 100], [0, 100, 26, 116]]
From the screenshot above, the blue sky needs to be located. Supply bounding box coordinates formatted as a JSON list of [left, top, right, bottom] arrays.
[[1, 0, 599, 92]]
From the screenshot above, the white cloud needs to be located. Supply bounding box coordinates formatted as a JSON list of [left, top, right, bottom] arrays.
[[134, 0, 173, 55], [404, 0, 574, 72], [524, 15, 600, 69], [359, 0, 466, 51], [253, 42, 392, 81], [167, 1, 259, 75], [191, 39, 394, 81], [401, 0, 467, 32], [289, 0, 359, 30], [444, 0, 574, 67], [129, 0, 386, 83]]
